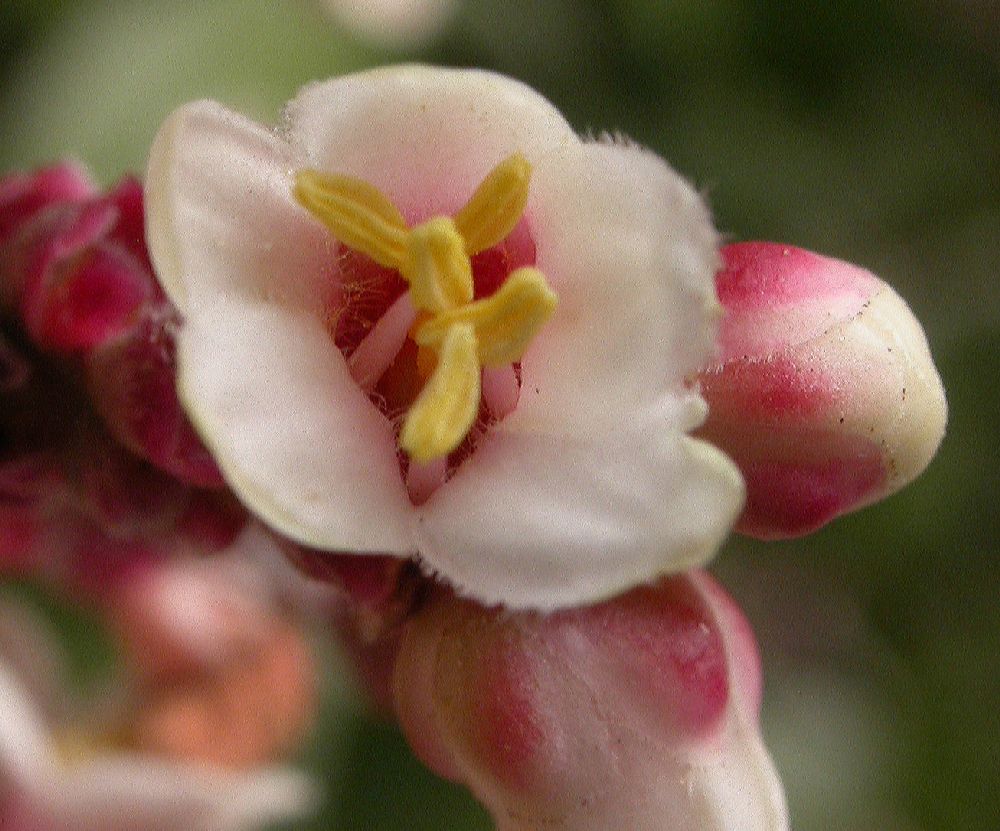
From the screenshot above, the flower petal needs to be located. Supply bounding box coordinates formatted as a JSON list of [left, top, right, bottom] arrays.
[[145, 100, 334, 316], [519, 139, 722, 438], [0, 660, 55, 788], [284, 66, 577, 219], [416, 403, 743, 609], [176, 298, 412, 553], [51, 756, 313, 831]]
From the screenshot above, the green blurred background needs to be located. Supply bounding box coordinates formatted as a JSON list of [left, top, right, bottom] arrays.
[[1, 1, 996, 829]]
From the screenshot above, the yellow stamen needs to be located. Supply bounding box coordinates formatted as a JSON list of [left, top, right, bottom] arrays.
[[294, 154, 558, 462], [414, 267, 557, 367], [453, 153, 532, 255], [402, 217, 473, 312], [400, 323, 481, 463], [293, 170, 408, 269], [416, 343, 438, 381]]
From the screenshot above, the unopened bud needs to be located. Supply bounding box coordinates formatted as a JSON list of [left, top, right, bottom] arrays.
[[0, 161, 95, 249], [393, 573, 788, 830], [698, 243, 947, 539]]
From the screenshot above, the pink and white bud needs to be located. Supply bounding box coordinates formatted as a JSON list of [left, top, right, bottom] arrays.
[[393, 573, 788, 831], [697, 243, 947, 539]]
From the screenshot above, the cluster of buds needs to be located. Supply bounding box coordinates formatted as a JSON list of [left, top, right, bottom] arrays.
[[1, 66, 946, 831], [0, 162, 243, 593], [1, 167, 318, 828]]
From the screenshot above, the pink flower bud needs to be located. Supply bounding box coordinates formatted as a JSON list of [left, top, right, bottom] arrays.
[[85, 306, 225, 488], [697, 243, 947, 539], [1, 163, 224, 488], [0, 161, 95, 249], [0, 319, 241, 595], [4, 195, 153, 355], [393, 573, 788, 830]]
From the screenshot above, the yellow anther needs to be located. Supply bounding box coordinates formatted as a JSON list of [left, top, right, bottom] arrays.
[[414, 267, 557, 367], [293, 170, 408, 269], [400, 323, 481, 463], [453, 153, 532, 256], [402, 217, 474, 313]]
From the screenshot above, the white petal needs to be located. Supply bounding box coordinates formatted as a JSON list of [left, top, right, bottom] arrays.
[[0, 600, 66, 721], [0, 659, 56, 788], [145, 99, 335, 316], [176, 297, 413, 552], [283, 65, 578, 219], [520, 139, 722, 438], [415, 402, 743, 610], [51, 756, 313, 831]]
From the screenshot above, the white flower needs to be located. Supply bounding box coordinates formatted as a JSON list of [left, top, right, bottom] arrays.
[[0, 602, 313, 831], [145, 65, 744, 610], [319, 0, 459, 49]]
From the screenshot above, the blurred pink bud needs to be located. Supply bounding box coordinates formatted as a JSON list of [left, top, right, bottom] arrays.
[[108, 552, 318, 769], [85, 306, 225, 487], [0, 597, 315, 830], [1, 163, 224, 487], [0, 503, 39, 573], [0, 161, 96, 249], [697, 243, 947, 539], [393, 573, 788, 830], [3, 188, 154, 355]]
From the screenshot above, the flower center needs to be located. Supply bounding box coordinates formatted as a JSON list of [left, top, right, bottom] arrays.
[[293, 155, 557, 470]]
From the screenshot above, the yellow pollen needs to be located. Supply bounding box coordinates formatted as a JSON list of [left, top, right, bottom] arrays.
[[294, 154, 557, 462]]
